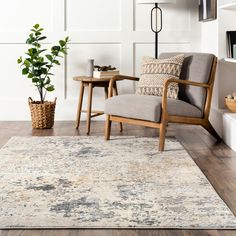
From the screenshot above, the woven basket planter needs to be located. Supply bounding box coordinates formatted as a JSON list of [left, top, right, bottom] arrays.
[[28, 97, 57, 129], [225, 98, 236, 113]]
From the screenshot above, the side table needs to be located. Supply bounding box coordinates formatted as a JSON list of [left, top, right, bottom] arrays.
[[73, 76, 123, 135]]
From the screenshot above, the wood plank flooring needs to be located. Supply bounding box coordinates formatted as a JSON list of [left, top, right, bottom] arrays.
[[0, 121, 236, 236]]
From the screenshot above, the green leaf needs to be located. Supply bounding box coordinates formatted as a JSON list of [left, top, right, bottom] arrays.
[[24, 59, 30, 67], [35, 31, 42, 36], [51, 51, 59, 56], [44, 78, 51, 85], [46, 85, 55, 92], [59, 40, 66, 47], [38, 57, 44, 62], [33, 62, 46, 67], [41, 68, 48, 74], [52, 46, 60, 51], [34, 70, 42, 76], [26, 57, 32, 62], [28, 48, 37, 56], [28, 73, 33, 78], [46, 65, 53, 69], [32, 78, 40, 83], [46, 54, 53, 62], [26, 39, 32, 44], [22, 68, 29, 75], [34, 24, 40, 29], [61, 49, 67, 55], [17, 57, 22, 64], [38, 49, 47, 54], [53, 60, 60, 65], [38, 36, 47, 41]]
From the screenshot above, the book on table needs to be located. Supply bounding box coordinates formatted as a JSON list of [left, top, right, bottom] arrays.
[[93, 71, 119, 79]]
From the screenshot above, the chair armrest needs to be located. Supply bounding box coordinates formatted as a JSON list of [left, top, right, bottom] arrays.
[[161, 78, 210, 119], [164, 78, 210, 89], [108, 75, 139, 98]]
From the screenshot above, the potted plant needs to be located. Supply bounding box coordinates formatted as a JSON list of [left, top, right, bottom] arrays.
[[18, 24, 69, 129]]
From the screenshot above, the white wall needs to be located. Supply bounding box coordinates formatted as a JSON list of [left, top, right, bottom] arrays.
[[201, 18, 219, 106], [201, 0, 236, 137], [0, 0, 201, 121]]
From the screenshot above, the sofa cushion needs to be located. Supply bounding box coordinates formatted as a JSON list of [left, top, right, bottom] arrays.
[[159, 53, 215, 112], [136, 54, 185, 99], [104, 94, 202, 122]]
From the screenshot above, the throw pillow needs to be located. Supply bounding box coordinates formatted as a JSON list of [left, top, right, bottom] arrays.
[[136, 54, 185, 99]]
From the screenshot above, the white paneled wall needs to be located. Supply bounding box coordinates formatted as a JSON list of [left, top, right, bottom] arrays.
[[0, 0, 200, 121]]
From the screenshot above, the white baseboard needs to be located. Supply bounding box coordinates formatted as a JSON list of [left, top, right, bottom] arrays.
[[223, 113, 236, 152], [210, 107, 236, 152], [209, 107, 225, 138], [0, 98, 106, 121]]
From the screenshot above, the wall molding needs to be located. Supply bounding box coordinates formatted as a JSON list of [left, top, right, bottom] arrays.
[[0, 0, 200, 121]]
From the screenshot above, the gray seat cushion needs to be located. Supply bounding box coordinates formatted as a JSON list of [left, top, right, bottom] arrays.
[[105, 95, 202, 122], [159, 53, 215, 112]]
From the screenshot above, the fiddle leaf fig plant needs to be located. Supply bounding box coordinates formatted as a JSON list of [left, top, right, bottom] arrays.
[[18, 24, 69, 103]]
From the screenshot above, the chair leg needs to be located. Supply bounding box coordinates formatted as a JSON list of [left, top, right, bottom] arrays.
[[159, 122, 167, 152], [105, 115, 112, 141], [202, 120, 221, 141]]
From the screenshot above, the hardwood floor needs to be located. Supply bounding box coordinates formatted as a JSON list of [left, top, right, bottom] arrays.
[[0, 121, 236, 236]]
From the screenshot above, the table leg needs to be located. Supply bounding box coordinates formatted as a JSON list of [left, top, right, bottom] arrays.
[[76, 81, 84, 130], [104, 86, 108, 99], [113, 82, 123, 132], [86, 83, 93, 135]]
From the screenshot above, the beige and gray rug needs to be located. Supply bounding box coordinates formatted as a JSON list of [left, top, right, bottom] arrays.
[[0, 136, 236, 229]]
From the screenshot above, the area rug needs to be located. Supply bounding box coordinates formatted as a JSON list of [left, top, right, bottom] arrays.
[[0, 136, 236, 229]]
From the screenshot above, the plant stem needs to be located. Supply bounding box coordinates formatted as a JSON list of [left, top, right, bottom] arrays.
[[36, 86, 41, 102], [35, 36, 45, 103], [43, 54, 57, 80], [43, 90, 47, 102], [39, 87, 43, 103]]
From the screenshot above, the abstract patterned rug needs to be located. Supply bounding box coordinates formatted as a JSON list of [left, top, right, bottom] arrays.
[[0, 136, 236, 229]]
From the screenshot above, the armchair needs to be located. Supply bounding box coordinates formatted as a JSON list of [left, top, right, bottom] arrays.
[[104, 53, 219, 151]]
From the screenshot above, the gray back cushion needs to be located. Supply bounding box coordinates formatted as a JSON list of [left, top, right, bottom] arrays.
[[159, 53, 215, 112]]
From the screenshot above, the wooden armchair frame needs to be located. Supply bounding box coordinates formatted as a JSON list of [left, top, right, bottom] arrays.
[[105, 57, 219, 151]]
